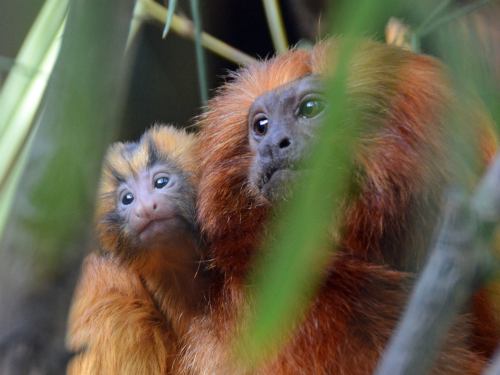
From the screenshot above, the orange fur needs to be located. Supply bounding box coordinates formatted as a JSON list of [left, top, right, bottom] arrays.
[[178, 39, 496, 374], [67, 125, 206, 375], [67, 253, 177, 374]]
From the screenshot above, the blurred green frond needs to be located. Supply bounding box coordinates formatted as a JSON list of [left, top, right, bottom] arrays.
[[0, 0, 68, 138], [417, 0, 492, 37], [414, 0, 453, 36], [0, 0, 67, 240], [236, 0, 403, 367], [0, 56, 15, 72]]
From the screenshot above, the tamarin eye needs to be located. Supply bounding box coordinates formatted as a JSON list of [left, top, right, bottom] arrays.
[[154, 176, 170, 189], [122, 192, 134, 205], [253, 117, 269, 136], [298, 98, 325, 119]]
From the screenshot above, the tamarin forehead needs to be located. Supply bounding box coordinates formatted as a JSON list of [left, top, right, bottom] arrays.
[[100, 124, 198, 191], [228, 49, 312, 103]]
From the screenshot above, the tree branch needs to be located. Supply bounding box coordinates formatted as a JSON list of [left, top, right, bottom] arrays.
[[374, 152, 500, 375], [136, 0, 256, 66]]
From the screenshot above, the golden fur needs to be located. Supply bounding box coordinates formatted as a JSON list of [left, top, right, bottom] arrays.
[[66, 40, 497, 375], [177, 39, 496, 374]]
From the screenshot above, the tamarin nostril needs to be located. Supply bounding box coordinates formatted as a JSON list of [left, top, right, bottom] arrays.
[[279, 138, 291, 149]]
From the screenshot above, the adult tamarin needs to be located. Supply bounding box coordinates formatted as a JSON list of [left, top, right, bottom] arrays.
[[66, 125, 207, 374], [178, 39, 497, 374]]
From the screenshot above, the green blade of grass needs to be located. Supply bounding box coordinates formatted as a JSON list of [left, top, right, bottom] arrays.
[[0, 0, 68, 138], [189, 0, 208, 104], [417, 0, 492, 37], [0, 4, 67, 240], [236, 0, 402, 367], [162, 0, 178, 38], [0, 0, 134, 275], [138, 0, 256, 66], [261, 0, 289, 53], [0, 22, 64, 199], [414, 0, 453, 36], [0, 131, 35, 241]]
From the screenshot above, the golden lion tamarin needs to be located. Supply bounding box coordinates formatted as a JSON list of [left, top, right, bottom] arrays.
[[66, 40, 497, 375], [176, 39, 497, 374], [66, 125, 208, 374]]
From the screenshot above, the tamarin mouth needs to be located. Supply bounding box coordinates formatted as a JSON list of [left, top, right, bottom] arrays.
[[260, 160, 300, 189], [262, 166, 279, 187]]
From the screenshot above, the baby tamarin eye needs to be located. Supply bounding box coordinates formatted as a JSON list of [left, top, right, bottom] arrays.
[[121, 191, 134, 205], [154, 175, 170, 189]]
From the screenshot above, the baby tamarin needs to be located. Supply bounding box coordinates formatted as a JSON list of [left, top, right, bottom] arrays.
[[66, 125, 206, 374]]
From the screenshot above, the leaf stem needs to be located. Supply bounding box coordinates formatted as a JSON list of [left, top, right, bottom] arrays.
[[137, 0, 256, 66], [189, 0, 208, 104], [261, 0, 289, 53], [417, 0, 492, 37]]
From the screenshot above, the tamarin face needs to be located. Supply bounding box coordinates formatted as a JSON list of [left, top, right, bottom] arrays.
[[114, 159, 194, 245], [248, 75, 326, 201], [96, 125, 199, 261]]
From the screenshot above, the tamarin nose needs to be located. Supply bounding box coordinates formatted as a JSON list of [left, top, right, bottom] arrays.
[[262, 136, 293, 161], [135, 201, 156, 218], [278, 137, 291, 149]]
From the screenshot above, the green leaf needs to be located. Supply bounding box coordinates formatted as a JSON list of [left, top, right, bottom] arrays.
[[162, 0, 178, 38], [236, 0, 403, 367], [189, 0, 208, 104]]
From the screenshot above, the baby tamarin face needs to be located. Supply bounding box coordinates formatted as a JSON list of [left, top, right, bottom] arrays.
[[96, 125, 199, 262], [116, 157, 194, 244], [248, 74, 326, 202]]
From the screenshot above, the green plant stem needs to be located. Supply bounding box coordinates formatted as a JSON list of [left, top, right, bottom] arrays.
[[0, 23, 64, 193], [137, 0, 256, 66], [417, 0, 492, 37], [162, 0, 178, 38], [414, 0, 453, 36], [127, 0, 144, 49], [261, 0, 289, 53], [0, 0, 68, 138], [0, 131, 35, 240], [189, 0, 208, 104]]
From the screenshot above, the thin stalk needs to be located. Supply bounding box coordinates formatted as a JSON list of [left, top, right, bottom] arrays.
[[138, 0, 256, 66], [189, 0, 208, 104], [414, 0, 453, 36], [261, 0, 288, 53], [0, 0, 68, 137], [127, 0, 145, 49], [0, 23, 64, 203], [417, 0, 492, 37], [162, 0, 178, 38], [0, 132, 35, 240]]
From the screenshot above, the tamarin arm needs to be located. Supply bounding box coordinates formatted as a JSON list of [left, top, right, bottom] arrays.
[[66, 253, 178, 375]]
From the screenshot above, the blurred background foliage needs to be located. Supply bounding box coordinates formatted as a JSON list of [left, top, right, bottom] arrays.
[[0, 0, 499, 373]]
